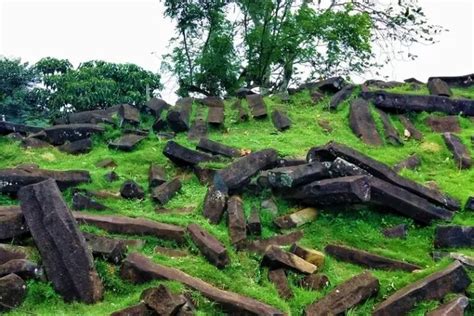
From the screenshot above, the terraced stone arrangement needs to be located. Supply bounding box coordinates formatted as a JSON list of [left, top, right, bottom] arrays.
[[0, 75, 473, 315]]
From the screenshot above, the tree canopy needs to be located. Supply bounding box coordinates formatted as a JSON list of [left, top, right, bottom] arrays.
[[161, 0, 442, 97]]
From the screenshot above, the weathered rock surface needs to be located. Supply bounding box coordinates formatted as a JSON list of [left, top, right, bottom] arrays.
[[72, 191, 107, 211], [426, 116, 460, 133], [262, 246, 317, 274], [274, 208, 317, 229], [207, 106, 225, 126], [268, 269, 293, 300], [148, 164, 166, 188], [203, 183, 228, 224], [21, 137, 51, 149], [82, 232, 127, 264], [246, 94, 268, 119], [399, 115, 423, 140], [227, 195, 247, 246], [110, 303, 154, 316], [109, 134, 146, 151], [305, 271, 379, 316], [166, 97, 193, 132], [215, 148, 278, 191], [43, 124, 104, 145], [0, 273, 27, 312], [145, 98, 170, 117], [329, 84, 355, 110], [58, 138, 93, 154], [349, 98, 383, 146], [141, 285, 186, 315], [442, 133, 471, 169], [0, 168, 91, 194], [382, 224, 408, 239], [196, 138, 241, 158], [188, 223, 230, 269], [163, 141, 213, 167], [0, 206, 28, 240], [120, 253, 285, 316], [290, 244, 325, 268], [325, 244, 420, 272], [428, 78, 452, 97], [242, 231, 303, 254], [393, 155, 421, 173], [118, 104, 140, 126], [299, 274, 329, 291], [73, 212, 186, 243], [188, 106, 208, 140], [373, 261, 471, 316], [104, 171, 119, 183], [18, 179, 103, 303], [0, 121, 43, 136], [0, 244, 28, 264], [428, 74, 474, 87], [267, 162, 330, 189], [377, 109, 403, 146], [434, 225, 473, 248], [55, 106, 119, 125], [247, 207, 262, 236], [0, 259, 42, 280], [120, 180, 145, 199], [426, 294, 469, 316], [151, 178, 181, 205], [271, 110, 291, 131]]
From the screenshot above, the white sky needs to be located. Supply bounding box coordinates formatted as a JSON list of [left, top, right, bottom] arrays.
[[1, 0, 473, 103]]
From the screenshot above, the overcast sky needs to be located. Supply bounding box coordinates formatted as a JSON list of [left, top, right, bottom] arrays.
[[1, 0, 473, 103]]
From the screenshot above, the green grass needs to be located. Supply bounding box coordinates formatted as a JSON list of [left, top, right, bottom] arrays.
[[2, 86, 474, 315]]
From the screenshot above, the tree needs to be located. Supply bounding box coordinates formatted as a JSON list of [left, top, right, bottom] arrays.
[[161, 0, 443, 96], [38, 59, 162, 115]]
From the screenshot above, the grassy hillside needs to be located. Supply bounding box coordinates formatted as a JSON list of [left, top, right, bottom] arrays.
[[2, 86, 474, 315]]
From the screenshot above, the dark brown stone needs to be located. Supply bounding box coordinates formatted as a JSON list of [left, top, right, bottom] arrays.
[[271, 110, 291, 131], [118, 104, 140, 126], [274, 208, 317, 229], [188, 106, 208, 140], [0, 121, 43, 135], [227, 195, 246, 246], [428, 74, 474, 88], [110, 303, 154, 316], [246, 94, 268, 119], [399, 115, 423, 141], [166, 97, 193, 132], [232, 99, 249, 122], [305, 271, 379, 315], [312, 76, 346, 93], [267, 162, 330, 188], [434, 225, 474, 248], [120, 180, 145, 199], [148, 164, 166, 188], [0, 244, 28, 264], [163, 141, 213, 167], [289, 244, 325, 268], [43, 124, 104, 145], [299, 274, 329, 291], [187, 223, 230, 269], [215, 149, 278, 191], [428, 78, 452, 97], [58, 138, 93, 154], [393, 154, 421, 173], [207, 106, 225, 126], [329, 84, 355, 110], [261, 246, 317, 274], [349, 98, 383, 146], [193, 166, 217, 185], [426, 294, 469, 316], [382, 224, 408, 239], [0, 206, 28, 240], [18, 179, 103, 303], [203, 184, 227, 225], [242, 231, 304, 254], [426, 116, 460, 133], [268, 269, 293, 300], [151, 178, 181, 205], [329, 157, 372, 178], [373, 261, 471, 316], [377, 109, 403, 146], [0, 259, 42, 280], [120, 253, 285, 316], [141, 285, 186, 315], [0, 274, 27, 312], [145, 98, 170, 117], [443, 133, 471, 169], [199, 96, 225, 108], [247, 207, 261, 236], [73, 212, 186, 244], [109, 134, 146, 151], [197, 138, 241, 158], [310, 90, 324, 103], [152, 117, 168, 133], [82, 232, 127, 264], [21, 137, 51, 148], [307, 141, 459, 211], [72, 192, 108, 211], [325, 244, 420, 272], [154, 246, 188, 257]]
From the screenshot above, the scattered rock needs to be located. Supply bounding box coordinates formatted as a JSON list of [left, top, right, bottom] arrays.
[[242, 231, 304, 254], [0, 274, 27, 312], [434, 225, 473, 248], [428, 78, 452, 97], [261, 198, 278, 214], [120, 253, 285, 316], [247, 207, 262, 236], [148, 164, 166, 188], [305, 271, 379, 315], [232, 99, 249, 122], [246, 94, 268, 119], [188, 223, 230, 269], [349, 98, 383, 146], [0, 244, 28, 264], [145, 98, 170, 117], [72, 192, 108, 211], [426, 294, 469, 316], [443, 133, 471, 169], [207, 106, 225, 126], [82, 232, 127, 264], [0, 121, 43, 136], [393, 154, 421, 173], [163, 141, 214, 167], [377, 109, 403, 146], [267, 162, 330, 189], [196, 138, 241, 158], [203, 183, 228, 225], [110, 303, 154, 316], [43, 124, 104, 145], [166, 97, 193, 132], [262, 246, 317, 274], [104, 171, 119, 182], [329, 84, 355, 110], [290, 244, 325, 268], [193, 166, 217, 185], [188, 107, 208, 140], [109, 134, 146, 151], [141, 285, 186, 315], [271, 110, 291, 131], [399, 115, 423, 141], [325, 244, 420, 272], [151, 178, 181, 205], [382, 224, 408, 239], [120, 180, 145, 199], [227, 195, 247, 247], [21, 137, 51, 148], [57, 138, 93, 154], [18, 178, 103, 303], [0, 206, 28, 240], [0, 259, 42, 280], [268, 269, 293, 300], [373, 261, 471, 315], [312, 77, 346, 93], [299, 274, 329, 291], [428, 74, 474, 88], [426, 116, 460, 133], [274, 208, 317, 229]]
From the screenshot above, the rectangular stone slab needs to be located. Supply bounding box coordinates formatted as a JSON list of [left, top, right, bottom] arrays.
[[163, 141, 213, 167], [0, 273, 27, 312], [0, 121, 43, 136], [271, 110, 291, 131], [329, 84, 355, 110], [196, 138, 241, 158], [0, 168, 91, 194], [428, 78, 452, 97], [166, 97, 193, 132], [0, 243, 28, 264], [58, 138, 93, 155], [207, 106, 225, 125], [247, 207, 262, 236], [227, 195, 246, 246], [120, 253, 285, 316], [187, 223, 230, 269], [215, 149, 278, 191], [18, 178, 103, 303], [281, 175, 371, 206], [398, 115, 423, 140], [73, 212, 185, 243], [148, 164, 166, 188], [307, 142, 459, 211], [43, 124, 104, 145], [428, 74, 474, 87], [325, 244, 420, 272], [349, 98, 383, 146], [373, 261, 471, 316], [377, 109, 403, 146], [426, 116, 460, 133], [151, 178, 182, 205], [118, 104, 140, 126], [242, 231, 303, 254], [305, 271, 379, 315], [246, 94, 268, 118], [426, 295, 469, 316], [393, 154, 421, 173], [442, 133, 471, 169], [145, 98, 170, 117], [274, 208, 317, 229], [0, 206, 28, 240], [434, 225, 474, 248], [188, 106, 208, 140], [267, 162, 330, 188], [261, 246, 317, 274], [369, 177, 454, 224], [202, 185, 227, 224], [268, 269, 293, 300], [82, 232, 127, 265], [109, 134, 146, 151]]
